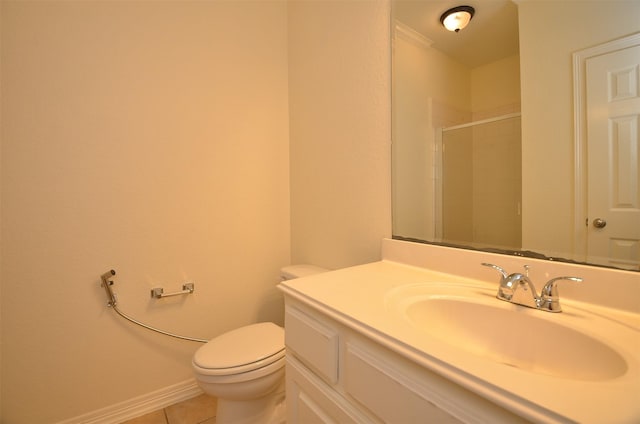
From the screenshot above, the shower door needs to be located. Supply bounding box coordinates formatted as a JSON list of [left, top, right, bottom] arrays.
[[440, 114, 522, 250]]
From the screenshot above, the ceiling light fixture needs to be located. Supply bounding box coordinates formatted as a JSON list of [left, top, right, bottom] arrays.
[[440, 5, 475, 33]]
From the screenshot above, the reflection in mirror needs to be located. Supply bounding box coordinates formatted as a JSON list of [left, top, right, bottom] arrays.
[[392, 0, 640, 271], [440, 114, 521, 250]]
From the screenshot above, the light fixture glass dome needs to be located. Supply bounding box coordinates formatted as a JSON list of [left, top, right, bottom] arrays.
[[440, 6, 475, 32]]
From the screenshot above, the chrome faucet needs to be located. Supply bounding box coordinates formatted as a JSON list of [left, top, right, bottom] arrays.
[[481, 263, 582, 313]]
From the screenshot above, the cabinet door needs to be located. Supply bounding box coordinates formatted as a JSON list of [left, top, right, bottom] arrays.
[[286, 356, 374, 424], [296, 392, 338, 424], [285, 306, 339, 385], [344, 343, 462, 423]]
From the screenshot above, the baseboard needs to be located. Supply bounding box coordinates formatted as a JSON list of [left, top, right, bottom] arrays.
[[56, 378, 203, 424]]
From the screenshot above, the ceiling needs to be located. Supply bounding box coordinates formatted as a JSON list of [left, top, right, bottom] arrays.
[[393, 0, 519, 68]]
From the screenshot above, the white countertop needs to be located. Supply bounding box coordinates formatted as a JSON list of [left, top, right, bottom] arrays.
[[279, 259, 640, 424]]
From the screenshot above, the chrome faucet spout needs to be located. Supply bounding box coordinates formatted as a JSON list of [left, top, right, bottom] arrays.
[[480, 263, 582, 313], [500, 273, 539, 308]]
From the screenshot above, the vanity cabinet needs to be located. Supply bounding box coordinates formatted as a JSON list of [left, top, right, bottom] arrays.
[[283, 298, 528, 424]]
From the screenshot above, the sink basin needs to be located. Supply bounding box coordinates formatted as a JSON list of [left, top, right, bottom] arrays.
[[388, 286, 628, 381]]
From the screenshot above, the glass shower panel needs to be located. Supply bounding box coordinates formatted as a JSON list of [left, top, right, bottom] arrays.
[[441, 115, 522, 250]]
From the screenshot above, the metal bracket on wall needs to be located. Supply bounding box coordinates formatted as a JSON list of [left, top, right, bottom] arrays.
[[101, 269, 118, 306], [151, 282, 195, 299]]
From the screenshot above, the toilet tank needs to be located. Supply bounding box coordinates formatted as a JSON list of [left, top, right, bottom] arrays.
[[280, 265, 328, 281]]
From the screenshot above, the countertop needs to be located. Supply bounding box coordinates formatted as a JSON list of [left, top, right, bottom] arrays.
[[279, 259, 640, 424]]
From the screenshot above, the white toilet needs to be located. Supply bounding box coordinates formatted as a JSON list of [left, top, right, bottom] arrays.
[[192, 265, 326, 424]]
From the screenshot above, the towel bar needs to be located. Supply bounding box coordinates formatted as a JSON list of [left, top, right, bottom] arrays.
[[151, 282, 194, 299]]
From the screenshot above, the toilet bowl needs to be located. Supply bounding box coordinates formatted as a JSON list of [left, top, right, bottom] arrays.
[[193, 322, 286, 424], [192, 265, 327, 424]]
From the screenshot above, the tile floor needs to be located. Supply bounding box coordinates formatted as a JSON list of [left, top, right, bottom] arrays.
[[120, 394, 217, 424]]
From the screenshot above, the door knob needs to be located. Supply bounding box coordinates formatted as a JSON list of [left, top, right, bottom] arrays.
[[593, 218, 607, 228]]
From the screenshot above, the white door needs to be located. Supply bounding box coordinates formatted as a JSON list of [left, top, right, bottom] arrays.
[[586, 44, 640, 270]]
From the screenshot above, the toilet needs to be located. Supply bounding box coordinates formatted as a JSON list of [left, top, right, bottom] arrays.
[[192, 265, 327, 424]]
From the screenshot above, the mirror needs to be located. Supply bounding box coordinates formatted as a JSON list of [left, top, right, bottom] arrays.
[[392, 0, 640, 271]]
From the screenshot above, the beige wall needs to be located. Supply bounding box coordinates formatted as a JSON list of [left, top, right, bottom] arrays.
[[471, 54, 520, 119], [519, 0, 640, 258], [1, 1, 291, 422], [1, 0, 392, 422], [288, 0, 391, 270]]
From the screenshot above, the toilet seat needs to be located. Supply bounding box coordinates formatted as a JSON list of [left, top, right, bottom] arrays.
[[193, 322, 284, 376]]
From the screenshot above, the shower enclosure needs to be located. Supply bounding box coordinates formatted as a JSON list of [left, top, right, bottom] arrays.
[[392, 110, 522, 251], [437, 113, 522, 249]]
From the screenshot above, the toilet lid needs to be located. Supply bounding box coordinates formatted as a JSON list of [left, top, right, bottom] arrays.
[[193, 322, 284, 371]]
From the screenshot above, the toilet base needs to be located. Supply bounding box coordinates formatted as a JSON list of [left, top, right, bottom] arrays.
[[216, 384, 286, 424]]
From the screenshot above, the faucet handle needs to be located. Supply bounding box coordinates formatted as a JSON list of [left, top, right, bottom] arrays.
[[539, 276, 582, 312], [481, 263, 508, 279]]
